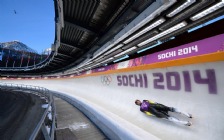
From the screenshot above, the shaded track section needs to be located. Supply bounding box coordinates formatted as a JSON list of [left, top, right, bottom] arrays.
[[0, 89, 46, 140]]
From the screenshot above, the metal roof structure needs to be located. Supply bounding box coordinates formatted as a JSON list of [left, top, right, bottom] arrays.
[[1, 0, 224, 76]]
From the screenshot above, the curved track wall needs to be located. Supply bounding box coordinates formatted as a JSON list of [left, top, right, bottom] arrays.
[[3, 52, 224, 140]]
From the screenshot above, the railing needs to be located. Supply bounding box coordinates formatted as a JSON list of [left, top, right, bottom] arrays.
[[0, 82, 56, 140], [0, 51, 55, 71]]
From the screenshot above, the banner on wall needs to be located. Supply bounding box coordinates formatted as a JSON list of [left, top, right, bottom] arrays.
[[98, 61, 223, 95], [89, 34, 224, 74], [115, 68, 218, 94], [62, 34, 224, 77]]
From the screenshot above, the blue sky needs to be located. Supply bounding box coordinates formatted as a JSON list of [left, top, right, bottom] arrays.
[[0, 0, 55, 53]]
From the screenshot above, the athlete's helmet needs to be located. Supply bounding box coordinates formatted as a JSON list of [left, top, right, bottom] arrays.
[[135, 99, 140, 105]]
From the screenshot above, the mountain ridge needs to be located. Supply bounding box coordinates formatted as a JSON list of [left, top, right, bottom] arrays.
[[0, 41, 37, 53]]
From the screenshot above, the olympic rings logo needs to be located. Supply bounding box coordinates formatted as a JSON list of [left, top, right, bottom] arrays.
[[101, 75, 112, 85]]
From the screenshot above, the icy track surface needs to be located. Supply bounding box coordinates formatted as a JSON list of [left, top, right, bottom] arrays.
[[5, 61, 224, 140]]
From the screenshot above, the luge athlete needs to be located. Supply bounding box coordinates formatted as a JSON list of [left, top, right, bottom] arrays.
[[135, 99, 192, 126]]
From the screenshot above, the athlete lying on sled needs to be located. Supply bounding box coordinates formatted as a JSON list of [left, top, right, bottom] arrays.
[[135, 99, 193, 126]]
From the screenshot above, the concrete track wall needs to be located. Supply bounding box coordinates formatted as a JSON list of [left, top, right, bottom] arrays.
[[4, 53, 224, 140], [3, 54, 224, 140]]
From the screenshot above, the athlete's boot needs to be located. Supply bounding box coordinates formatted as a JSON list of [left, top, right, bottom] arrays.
[[171, 108, 193, 118], [185, 121, 192, 126], [167, 117, 192, 126]]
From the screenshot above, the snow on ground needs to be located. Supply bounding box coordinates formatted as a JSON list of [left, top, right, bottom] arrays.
[[42, 104, 49, 108]]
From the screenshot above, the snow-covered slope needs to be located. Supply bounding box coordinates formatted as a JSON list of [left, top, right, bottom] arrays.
[[0, 41, 37, 53]]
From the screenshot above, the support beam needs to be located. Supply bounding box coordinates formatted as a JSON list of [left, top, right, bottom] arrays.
[[50, 62, 61, 66], [70, 48, 80, 55], [45, 65, 55, 69], [57, 52, 73, 59], [54, 57, 68, 62], [64, 21, 97, 35], [53, 59, 65, 64], [61, 42, 84, 51], [92, 0, 175, 58], [41, 67, 52, 72]]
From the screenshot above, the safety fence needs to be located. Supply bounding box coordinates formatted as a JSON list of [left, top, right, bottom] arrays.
[[0, 82, 56, 140]]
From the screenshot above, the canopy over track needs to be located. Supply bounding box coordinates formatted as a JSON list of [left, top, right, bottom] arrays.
[[1, 0, 224, 76]]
